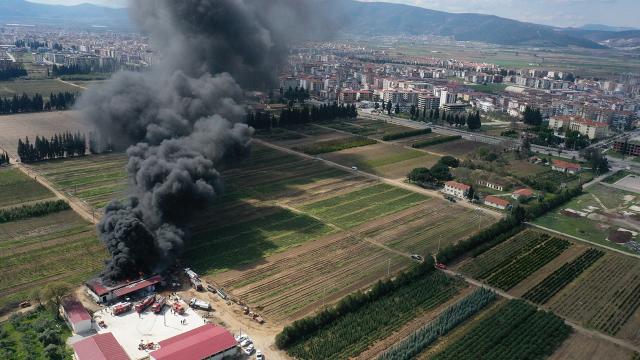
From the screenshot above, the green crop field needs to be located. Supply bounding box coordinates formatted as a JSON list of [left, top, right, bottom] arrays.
[[0, 167, 54, 208], [429, 300, 570, 360], [29, 153, 128, 210], [283, 271, 464, 360], [0, 167, 106, 315], [324, 118, 413, 139]]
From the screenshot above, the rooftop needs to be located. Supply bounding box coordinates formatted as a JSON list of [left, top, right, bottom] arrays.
[[150, 324, 237, 360], [445, 181, 471, 191], [485, 195, 511, 207], [62, 297, 91, 325], [72, 333, 130, 360], [552, 159, 581, 170]]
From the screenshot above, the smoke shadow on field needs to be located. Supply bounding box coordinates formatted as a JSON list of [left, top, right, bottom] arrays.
[[182, 198, 333, 276]]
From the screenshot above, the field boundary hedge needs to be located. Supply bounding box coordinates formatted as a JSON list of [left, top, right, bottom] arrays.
[[0, 200, 70, 224], [412, 135, 461, 148], [382, 128, 432, 141], [275, 257, 435, 349], [378, 288, 497, 360]]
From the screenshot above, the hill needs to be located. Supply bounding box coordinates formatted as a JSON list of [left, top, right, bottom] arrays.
[[0, 0, 606, 49], [0, 0, 130, 30]]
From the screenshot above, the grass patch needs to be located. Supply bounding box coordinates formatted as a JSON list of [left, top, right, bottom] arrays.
[[412, 135, 462, 148], [0, 167, 53, 208]]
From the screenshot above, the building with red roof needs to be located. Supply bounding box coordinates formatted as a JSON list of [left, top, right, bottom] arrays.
[[551, 159, 582, 175], [443, 181, 471, 199], [61, 297, 92, 334], [86, 275, 162, 304], [512, 188, 535, 201], [72, 333, 130, 360], [484, 195, 511, 210], [149, 324, 237, 360], [548, 115, 609, 139]]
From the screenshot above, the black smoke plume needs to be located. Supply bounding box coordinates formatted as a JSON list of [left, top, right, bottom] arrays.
[[78, 0, 329, 282]]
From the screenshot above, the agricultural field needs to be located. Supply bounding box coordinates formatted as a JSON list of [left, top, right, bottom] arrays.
[[0, 167, 55, 208], [322, 117, 415, 139], [0, 79, 82, 98], [292, 136, 377, 155], [548, 253, 640, 343], [0, 111, 93, 158], [29, 152, 128, 210], [418, 138, 503, 159], [549, 332, 636, 360], [459, 230, 570, 291], [0, 167, 106, 315], [534, 183, 640, 255], [283, 271, 465, 360], [321, 142, 441, 179], [427, 299, 571, 360]]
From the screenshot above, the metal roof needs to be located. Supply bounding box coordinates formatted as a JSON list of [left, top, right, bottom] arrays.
[[150, 324, 237, 360], [62, 297, 91, 324], [113, 275, 162, 298], [72, 333, 130, 360]]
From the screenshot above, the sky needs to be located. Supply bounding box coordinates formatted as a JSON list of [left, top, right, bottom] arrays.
[[28, 0, 640, 28]]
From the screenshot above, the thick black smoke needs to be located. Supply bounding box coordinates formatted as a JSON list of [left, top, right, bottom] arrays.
[[78, 0, 328, 282]]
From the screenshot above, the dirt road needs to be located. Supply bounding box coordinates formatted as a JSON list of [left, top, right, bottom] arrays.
[[254, 139, 503, 220]]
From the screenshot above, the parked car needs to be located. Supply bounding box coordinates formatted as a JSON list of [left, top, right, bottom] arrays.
[[243, 346, 255, 356], [240, 339, 252, 347], [410, 254, 423, 262], [256, 350, 265, 360]]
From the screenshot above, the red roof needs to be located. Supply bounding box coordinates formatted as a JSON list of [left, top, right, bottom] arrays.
[[62, 297, 91, 324], [86, 279, 110, 296], [484, 195, 510, 207], [150, 324, 237, 360], [552, 159, 581, 170], [72, 333, 130, 360], [513, 188, 534, 197], [113, 275, 162, 298], [445, 181, 471, 191]]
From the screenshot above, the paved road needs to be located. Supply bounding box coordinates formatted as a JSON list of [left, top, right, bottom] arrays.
[[253, 139, 503, 219], [359, 111, 519, 149], [440, 267, 640, 354]]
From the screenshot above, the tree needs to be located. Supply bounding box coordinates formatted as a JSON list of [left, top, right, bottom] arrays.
[[386, 101, 392, 115], [467, 111, 482, 130], [42, 282, 71, 315], [374, 102, 380, 110], [408, 167, 436, 184], [394, 103, 400, 115], [467, 185, 475, 200], [581, 148, 610, 175], [430, 162, 452, 181], [29, 288, 43, 307], [439, 156, 460, 168], [523, 106, 543, 126]]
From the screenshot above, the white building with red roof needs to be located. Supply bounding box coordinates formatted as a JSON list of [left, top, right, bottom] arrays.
[[512, 188, 535, 201], [551, 159, 582, 175], [61, 297, 92, 334], [86, 275, 162, 304], [149, 324, 238, 360], [72, 333, 130, 360], [443, 181, 471, 199], [548, 115, 610, 139], [484, 195, 511, 210]]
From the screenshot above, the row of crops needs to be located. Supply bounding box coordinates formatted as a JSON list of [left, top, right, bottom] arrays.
[[430, 300, 571, 360], [460, 230, 549, 279], [378, 288, 496, 360], [280, 271, 463, 360], [485, 237, 570, 290], [523, 248, 604, 304]]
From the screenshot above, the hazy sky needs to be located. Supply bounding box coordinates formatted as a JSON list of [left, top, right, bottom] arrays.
[[28, 0, 640, 28]]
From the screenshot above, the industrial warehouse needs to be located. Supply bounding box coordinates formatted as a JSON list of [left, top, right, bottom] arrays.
[[61, 268, 261, 360]]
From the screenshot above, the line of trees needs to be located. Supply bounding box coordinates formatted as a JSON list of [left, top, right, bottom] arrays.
[[51, 64, 116, 76], [0, 92, 77, 115], [0, 200, 70, 224], [246, 103, 358, 130], [17, 132, 86, 163], [0, 67, 27, 81], [523, 106, 543, 126], [0, 151, 9, 166]]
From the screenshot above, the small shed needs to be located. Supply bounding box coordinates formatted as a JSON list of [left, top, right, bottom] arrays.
[[61, 297, 92, 334]]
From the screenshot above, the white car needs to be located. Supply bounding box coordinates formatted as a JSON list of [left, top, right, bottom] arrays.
[[240, 339, 253, 347], [243, 347, 254, 356], [235, 334, 248, 342], [256, 350, 265, 360]]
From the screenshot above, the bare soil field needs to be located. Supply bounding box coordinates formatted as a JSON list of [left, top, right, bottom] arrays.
[[549, 332, 634, 360], [422, 139, 503, 159], [0, 111, 93, 157]]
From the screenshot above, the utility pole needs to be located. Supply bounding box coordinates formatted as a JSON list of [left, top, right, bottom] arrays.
[[387, 258, 391, 276]]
